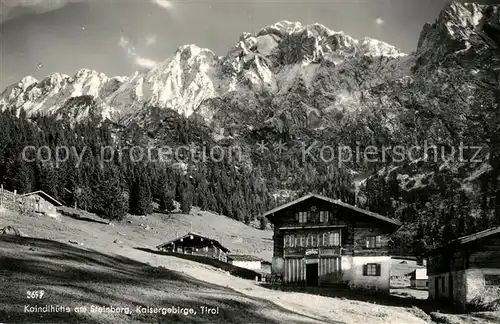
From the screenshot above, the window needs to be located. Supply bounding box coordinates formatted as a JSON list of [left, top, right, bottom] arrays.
[[485, 275, 500, 286], [311, 233, 317, 247], [299, 235, 305, 247], [319, 211, 330, 222], [284, 235, 289, 247], [289, 234, 295, 247], [203, 246, 208, 252], [366, 235, 383, 248], [298, 211, 308, 223], [363, 263, 381, 276], [327, 232, 341, 246], [441, 277, 445, 292]]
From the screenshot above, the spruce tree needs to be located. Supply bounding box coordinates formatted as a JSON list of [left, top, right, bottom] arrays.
[[128, 167, 153, 215]]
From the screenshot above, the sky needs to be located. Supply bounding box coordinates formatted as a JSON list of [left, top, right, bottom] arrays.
[[0, 0, 480, 90]]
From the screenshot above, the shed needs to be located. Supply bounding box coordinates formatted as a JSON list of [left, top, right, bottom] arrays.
[[227, 255, 263, 271], [426, 226, 500, 310], [21, 191, 63, 218], [156, 232, 230, 262], [409, 268, 428, 289]]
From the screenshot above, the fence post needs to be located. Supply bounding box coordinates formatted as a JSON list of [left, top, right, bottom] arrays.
[[0, 184, 3, 207], [14, 190, 17, 207]]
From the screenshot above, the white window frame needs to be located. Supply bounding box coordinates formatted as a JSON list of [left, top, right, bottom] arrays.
[[327, 231, 340, 246], [366, 235, 383, 248], [365, 263, 380, 276], [319, 211, 330, 222], [311, 233, 317, 247], [333, 232, 340, 246], [298, 211, 308, 223], [299, 235, 305, 247]]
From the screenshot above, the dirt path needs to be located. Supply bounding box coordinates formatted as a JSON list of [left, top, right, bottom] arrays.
[[0, 210, 430, 323], [115, 246, 428, 324], [0, 236, 328, 324]]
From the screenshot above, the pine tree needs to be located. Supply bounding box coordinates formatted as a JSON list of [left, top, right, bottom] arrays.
[[128, 167, 153, 215], [159, 187, 175, 213], [93, 170, 127, 220]]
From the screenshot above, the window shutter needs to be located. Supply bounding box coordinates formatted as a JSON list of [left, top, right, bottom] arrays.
[[375, 264, 381, 276], [362, 264, 368, 276]]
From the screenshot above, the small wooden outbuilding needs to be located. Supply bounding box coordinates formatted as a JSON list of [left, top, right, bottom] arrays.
[[426, 226, 500, 309], [21, 190, 63, 218], [409, 268, 428, 289], [227, 255, 263, 271], [156, 232, 230, 262]]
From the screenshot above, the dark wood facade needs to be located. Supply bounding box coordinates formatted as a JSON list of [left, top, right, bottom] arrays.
[[270, 196, 398, 259], [426, 227, 500, 309], [264, 193, 401, 290], [156, 232, 229, 262], [427, 228, 500, 276]]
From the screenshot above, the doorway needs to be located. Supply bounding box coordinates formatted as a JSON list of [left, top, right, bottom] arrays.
[[306, 263, 319, 286]]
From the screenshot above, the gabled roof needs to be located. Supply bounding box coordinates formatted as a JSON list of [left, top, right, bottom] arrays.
[[227, 254, 263, 262], [262, 193, 401, 226], [427, 226, 500, 255], [156, 232, 230, 253], [21, 190, 63, 207]]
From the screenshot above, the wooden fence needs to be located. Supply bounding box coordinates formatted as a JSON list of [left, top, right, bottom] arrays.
[[0, 185, 19, 211]]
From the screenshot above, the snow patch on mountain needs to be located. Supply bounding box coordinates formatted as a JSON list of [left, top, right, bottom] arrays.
[[0, 16, 457, 125]]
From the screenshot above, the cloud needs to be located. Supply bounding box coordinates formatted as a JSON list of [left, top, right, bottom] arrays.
[[117, 35, 157, 69], [135, 56, 157, 69], [152, 0, 173, 11], [145, 34, 157, 46], [118, 36, 130, 48], [0, 0, 77, 24], [375, 17, 385, 26]]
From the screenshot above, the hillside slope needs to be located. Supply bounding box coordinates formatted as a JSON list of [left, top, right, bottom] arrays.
[[0, 210, 433, 324], [0, 1, 499, 256], [0, 208, 273, 261]]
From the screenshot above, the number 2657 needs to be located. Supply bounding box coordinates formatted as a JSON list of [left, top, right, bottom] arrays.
[[26, 290, 45, 299]]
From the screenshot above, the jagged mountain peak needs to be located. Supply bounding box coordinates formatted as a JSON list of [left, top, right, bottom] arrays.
[[257, 20, 306, 37], [73, 68, 108, 80], [444, 2, 484, 23], [249, 20, 406, 61], [415, 1, 499, 69], [2, 1, 499, 124], [174, 44, 216, 58], [19, 76, 38, 89]]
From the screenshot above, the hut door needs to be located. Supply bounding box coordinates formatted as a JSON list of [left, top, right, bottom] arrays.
[[306, 263, 319, 286]]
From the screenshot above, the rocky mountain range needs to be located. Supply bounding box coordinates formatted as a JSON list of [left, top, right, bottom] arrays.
[[1, 1, 499, 251]]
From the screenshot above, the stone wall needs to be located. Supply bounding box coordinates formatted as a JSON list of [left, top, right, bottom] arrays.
[[465, 268, 500, 309]]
